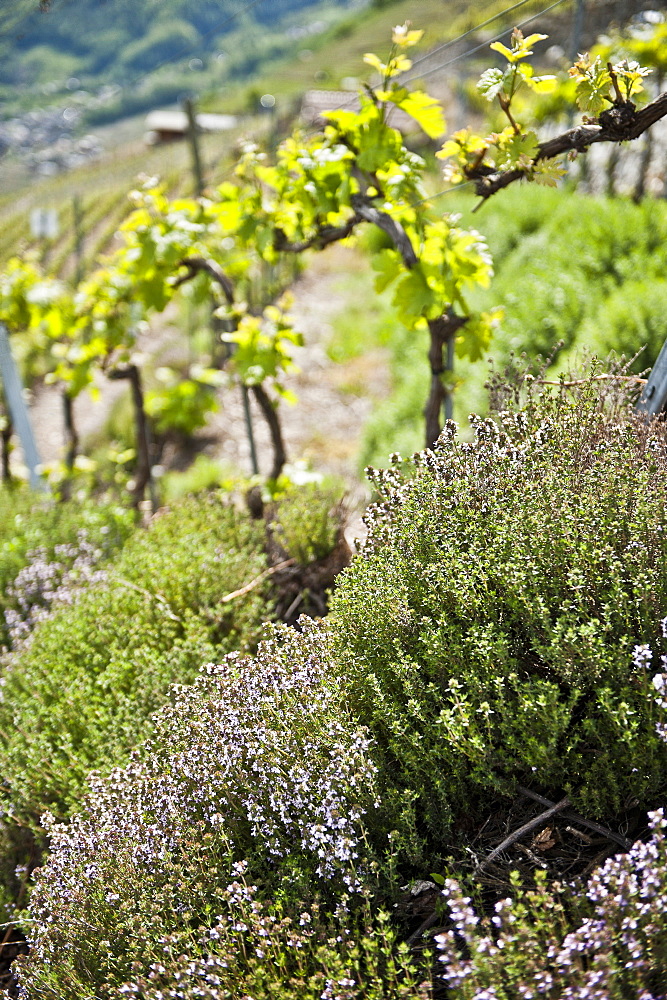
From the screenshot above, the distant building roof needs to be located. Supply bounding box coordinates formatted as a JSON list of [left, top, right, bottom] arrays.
[[144, 110, 238, 144], [299, 89, 429, 136]]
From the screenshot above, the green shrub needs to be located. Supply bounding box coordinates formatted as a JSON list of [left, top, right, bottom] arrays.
[[0, 493, 270, 915], [0, 487, 134, 650], [333, 380, 667, 858], [158, 454, 233, 503], [271, 481, 345, 564], [0, 494, 268, 824], [434, 807, 667, 999], [487, 193, 667, 364], [560, 277, 667, 376]]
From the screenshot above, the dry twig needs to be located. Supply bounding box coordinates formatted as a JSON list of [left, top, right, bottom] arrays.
[[405, 911, 440, 948], [475, 796, 571, 873], [220, 559, 296, 603], [525, 374, 647, 387], [518, 787, 631, 850]]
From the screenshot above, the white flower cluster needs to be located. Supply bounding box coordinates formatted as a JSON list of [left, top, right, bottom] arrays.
[[4, 531, 107, 648], [21, 621, 379, 988]]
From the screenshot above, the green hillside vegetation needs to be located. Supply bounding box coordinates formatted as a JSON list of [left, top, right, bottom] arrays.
[[0, 0, 324, 115], [0, 0, 561, 124]]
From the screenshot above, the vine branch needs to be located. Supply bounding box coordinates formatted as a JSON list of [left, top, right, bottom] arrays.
[[351, 196, 418, 268], [174, 256, 286, 479], [273, 216, 361, 254], [470, 90, 667, 204], [272, 196, 418, 270], [174, 256, 235, 306]]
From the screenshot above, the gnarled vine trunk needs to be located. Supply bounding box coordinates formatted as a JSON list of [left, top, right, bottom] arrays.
[[425, 313, 467, 447]]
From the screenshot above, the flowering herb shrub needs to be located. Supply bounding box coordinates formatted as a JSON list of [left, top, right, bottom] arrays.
[[16, 623, 386, 999], [0, 493, 270, 917], [433, 664, 667, 1000], [13, 381, 667, 997], [0, 488, 134, 651], [4, 532, 110, 647], [330, 383, 667, 856]]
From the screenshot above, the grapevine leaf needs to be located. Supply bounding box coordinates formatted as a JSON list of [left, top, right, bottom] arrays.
[[521, 33, 548, 49], [489, 41, 515, 63], [477, 68, 505, 101], [525, 74, 558, 93], [363, 52, 384, 74], [392, 24, 423, 47], [356, 118, 402, 171], [391, 54, 413, 75], [575, 78, 609, 114], [456, 308, 503, 362], [372, 248, 402, 292], [498, 130, 539, 169], [386, 90, 446, 138], [531, 159, 567, 186], [392, 266, 436, 327], [492, 31, 547, 63]]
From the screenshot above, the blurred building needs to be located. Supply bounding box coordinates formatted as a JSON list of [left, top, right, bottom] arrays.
[[144, 110, 238, 145]]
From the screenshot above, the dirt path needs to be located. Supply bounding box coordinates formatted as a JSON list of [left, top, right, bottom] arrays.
[[207, 245, 389, 488], [28, 245, 390, 495]]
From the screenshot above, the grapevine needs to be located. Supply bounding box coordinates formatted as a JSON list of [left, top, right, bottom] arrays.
[[0, 23, 666, 497]]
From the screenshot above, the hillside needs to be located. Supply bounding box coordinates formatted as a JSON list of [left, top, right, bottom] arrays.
[[0, 0, 357, 125]]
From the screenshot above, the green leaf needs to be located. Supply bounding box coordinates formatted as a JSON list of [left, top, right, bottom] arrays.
[[363, 52, 385, 74], [388, 90, 446, 138], [372, 249, 402, 293], [456, 308, 502, 362], [477, 68, 505, 101], [489, 41, 515, 62], [525, 74, 557, 93], [392, 267, 436, 327], [392, 24, 424, 47], [531, 159, 567, 187], [356, 118, 402, 172], [498, 130, 539, 169]]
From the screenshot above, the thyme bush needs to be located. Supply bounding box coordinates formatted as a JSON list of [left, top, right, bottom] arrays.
[[16, 624, 387, 999], [0, 487, 134, 651], [332, 380, 667, 853], [433, 653, 667, 999], [13, 380, 667, 997], [0, 493, 269, 915], [434, 811, 667, 999]]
